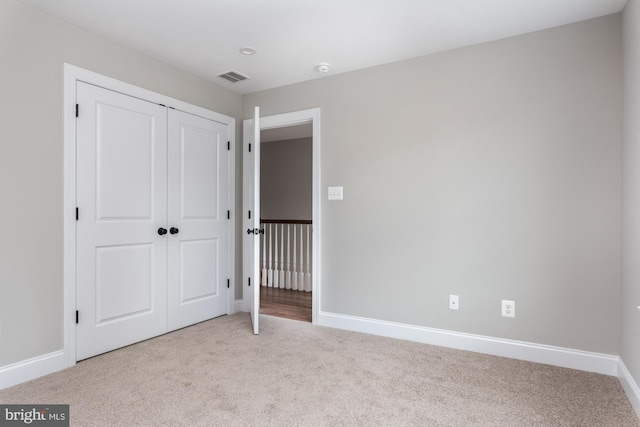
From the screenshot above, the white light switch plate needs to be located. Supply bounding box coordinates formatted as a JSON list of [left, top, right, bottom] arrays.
[[328, 186, 343, 200]]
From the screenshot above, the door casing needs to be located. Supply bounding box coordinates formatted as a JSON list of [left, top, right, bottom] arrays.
[[242, 108, 321, 325], [63, 64, 236, 368]]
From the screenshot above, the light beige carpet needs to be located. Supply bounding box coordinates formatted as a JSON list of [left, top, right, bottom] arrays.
[[1, 313, 638, 426]]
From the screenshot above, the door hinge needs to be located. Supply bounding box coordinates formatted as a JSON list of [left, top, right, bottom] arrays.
[[249, 143, 252, 153], [248, 277, 251, 287], [227, 279, 230, 289], [227, 210, 230, 220], [227, 141, 230, 151], [75, 104, 79, 118], [248, 210, 251, 219], [76, 207, 79, 221], [76, 310, 79, 324]]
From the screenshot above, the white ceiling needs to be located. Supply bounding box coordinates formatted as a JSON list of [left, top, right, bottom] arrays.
[[17, 0, 627, 94]]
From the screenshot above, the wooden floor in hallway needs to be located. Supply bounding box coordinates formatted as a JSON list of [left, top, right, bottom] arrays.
[[260, 286, 312, 322]]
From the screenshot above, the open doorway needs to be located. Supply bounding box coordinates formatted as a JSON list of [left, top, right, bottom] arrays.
[[243, 107, 320, 332], [259, 124, 313, 322]]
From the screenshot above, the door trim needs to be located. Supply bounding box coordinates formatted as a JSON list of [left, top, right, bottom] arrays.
[[63, 64, 236, 368], [242, 108, 321, 324]]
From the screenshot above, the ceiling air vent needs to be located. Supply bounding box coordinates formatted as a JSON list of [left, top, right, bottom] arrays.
[[217, 70, 250, 83]]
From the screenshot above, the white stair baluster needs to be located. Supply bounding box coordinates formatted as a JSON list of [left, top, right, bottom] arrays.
[[298, 224, 305, 289], [285, 224, 291, 289], [273, 224, 280, 287], [261, 222, 267, 287], [278, 222, 284, 288], [292, 225, 298, 291], [305, 224, 311, 292], [267, 223, 273, 287]]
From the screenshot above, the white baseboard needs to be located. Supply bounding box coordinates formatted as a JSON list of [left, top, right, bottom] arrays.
[[618, 359, 640, 418], [318, 311, 619, 376], [0, 351, 69, 390], [233, 299, 243, 314]]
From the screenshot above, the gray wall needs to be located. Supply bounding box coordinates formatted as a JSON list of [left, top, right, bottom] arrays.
[[622, 0, 640, 391], [0, 0, 242, 366], [244, 15, 622, 354], [261, 138, 312, 220]]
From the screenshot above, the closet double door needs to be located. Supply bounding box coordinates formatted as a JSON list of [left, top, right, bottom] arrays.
[[76, 82, 229, 360]]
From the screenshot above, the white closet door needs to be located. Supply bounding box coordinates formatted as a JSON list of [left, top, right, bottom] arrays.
[[167, 109, 229, 331], [76, 82, 168, 361]]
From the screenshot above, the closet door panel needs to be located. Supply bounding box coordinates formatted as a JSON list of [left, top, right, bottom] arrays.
[[180, 239, 219, 301], [76, 82, 168, 360], [167, 109, 229, 331], [181, 126, 219, 219]]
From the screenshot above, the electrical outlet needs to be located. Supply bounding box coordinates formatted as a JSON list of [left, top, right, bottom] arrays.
[[328, 186, 343, 200], [501, 300, 515, 318], [449, 295, 459, 310]]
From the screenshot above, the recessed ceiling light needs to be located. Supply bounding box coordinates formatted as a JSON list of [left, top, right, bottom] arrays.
[[239, 47, 256, 55], [316, 63, 331, 73]]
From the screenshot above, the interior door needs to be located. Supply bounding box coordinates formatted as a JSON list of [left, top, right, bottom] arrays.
[[244, 107, 261, 334], [76, 82, 168, 360], [167, 109, 229, 331]]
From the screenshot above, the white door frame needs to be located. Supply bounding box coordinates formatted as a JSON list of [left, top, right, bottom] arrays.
[[243, 108, 321, 324], [63, 64, 236, 368]]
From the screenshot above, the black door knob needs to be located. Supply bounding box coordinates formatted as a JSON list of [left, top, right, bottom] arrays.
[[170, 227, 179, 235], [247, 228, 255, 235], [158, 228, 167, 236]]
